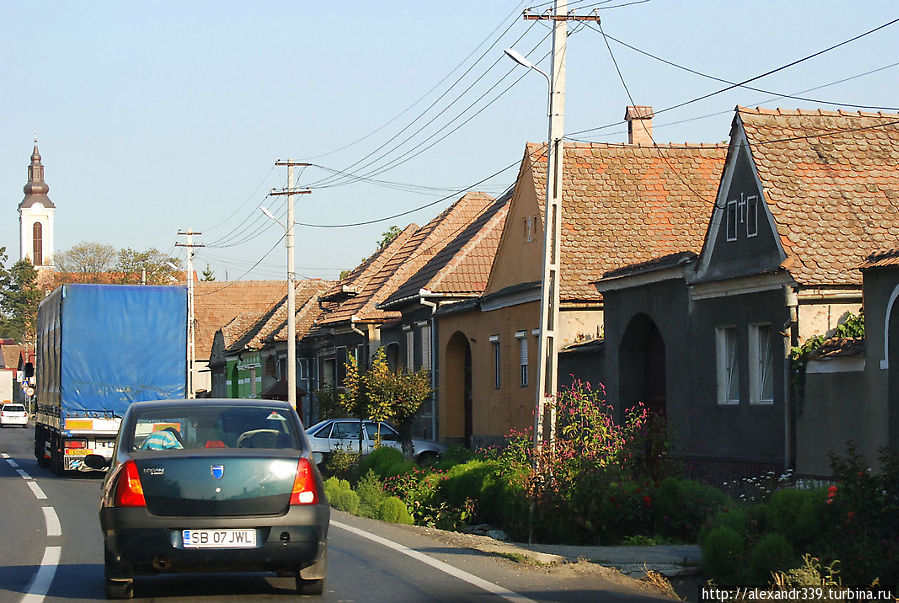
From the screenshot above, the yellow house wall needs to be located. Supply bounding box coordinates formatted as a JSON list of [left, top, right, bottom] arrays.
[[438, 301, 602, 443]]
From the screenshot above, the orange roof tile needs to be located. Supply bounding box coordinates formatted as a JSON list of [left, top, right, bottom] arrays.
[[737, 107, 899, 286], [382, 191, 507, 306], [193, 281, 288, 359], [320, 193, 499, 325], [526, 141, 727, 301]]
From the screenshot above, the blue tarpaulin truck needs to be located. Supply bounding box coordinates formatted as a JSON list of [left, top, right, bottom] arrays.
[[33, 284, 187, 473]]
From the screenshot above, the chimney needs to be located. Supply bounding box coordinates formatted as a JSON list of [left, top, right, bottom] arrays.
[[624, 105, 653, 145]]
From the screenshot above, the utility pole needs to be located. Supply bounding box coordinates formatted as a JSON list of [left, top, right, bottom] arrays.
[[271, 161, 311, 414], [523, 2, 600, 455], [176, 229, 204, 399]]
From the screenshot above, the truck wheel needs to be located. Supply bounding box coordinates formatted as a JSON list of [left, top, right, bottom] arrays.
[[35, 434, 49, 468], [50, 438, 64, 475]]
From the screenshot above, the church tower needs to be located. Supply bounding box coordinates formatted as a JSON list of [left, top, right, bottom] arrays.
[[19, 137, 56, 268]]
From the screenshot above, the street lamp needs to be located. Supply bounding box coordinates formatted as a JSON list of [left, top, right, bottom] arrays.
[[505, 42, 566, 458]]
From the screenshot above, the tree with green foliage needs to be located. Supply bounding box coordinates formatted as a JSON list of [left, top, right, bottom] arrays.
[[377, 225, 402, 250], [52, 241, 116, 281], [52, 241, 181, 285], [0, 247, 44, 345], [201, 264, 215, 281], [339, 347, 433, 457], [116, 247, 182, 284]]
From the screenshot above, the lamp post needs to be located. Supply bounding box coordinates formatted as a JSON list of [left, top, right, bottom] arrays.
[[504, 1, 567, 457]]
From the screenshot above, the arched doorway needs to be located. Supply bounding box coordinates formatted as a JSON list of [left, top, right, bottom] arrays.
[[619, 314, 667, 418], [445, 331, 473, 447]]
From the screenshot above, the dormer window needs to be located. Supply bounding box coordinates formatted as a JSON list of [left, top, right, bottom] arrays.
[[746, 195, 758, 238]]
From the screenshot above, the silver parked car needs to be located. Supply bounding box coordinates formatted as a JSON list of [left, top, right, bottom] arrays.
[[305, 419, 446, 465]]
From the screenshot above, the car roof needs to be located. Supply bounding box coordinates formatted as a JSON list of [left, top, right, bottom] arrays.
[[128, 399, 295, 412]]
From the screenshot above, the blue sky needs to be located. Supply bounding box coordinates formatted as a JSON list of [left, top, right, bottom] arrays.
[[2, 1, 896, 282]]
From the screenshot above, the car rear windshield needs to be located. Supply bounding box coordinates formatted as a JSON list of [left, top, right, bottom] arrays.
[[3, 405, 25, 412], [128, 406, 301, 452]]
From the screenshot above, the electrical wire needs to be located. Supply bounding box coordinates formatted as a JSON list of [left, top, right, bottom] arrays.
[[193, 233, 286, 296], [596, 28, 899, 111], [570, 16, 899, 138]]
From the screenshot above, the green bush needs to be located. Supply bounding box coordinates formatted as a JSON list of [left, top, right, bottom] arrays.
[[702, 526, 745, 583], [701, 505, 750, 546], [761, 488, 826, 548], [323, 450, 362, 483], [377, 496, 413, 524], [360, 446, 412, 480], [654, 476, 729, 542], [355, 470, 387, 519], [323, 477, 359, 513], [749, 532, 795, 584], [331, 488, 360, 514], [442, 460, 495, 509]]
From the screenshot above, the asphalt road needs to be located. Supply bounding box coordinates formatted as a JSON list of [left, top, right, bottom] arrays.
[[0, 424, 670, 602]]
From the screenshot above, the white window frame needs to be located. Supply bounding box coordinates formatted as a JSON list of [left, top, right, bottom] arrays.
[[716, 326, 740, 405], [515, 331, 528, 387], [726, 200, 738, 242], [420, 322, 432, 371], [746, 195, 758, 238], [749, 323, 775, 405], [405, 327, 414, 373], [490, 335, 501, 389]]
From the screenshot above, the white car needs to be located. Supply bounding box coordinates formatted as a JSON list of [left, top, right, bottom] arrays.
[[0, 403, 29, 428], [305, 419, 446, 465]]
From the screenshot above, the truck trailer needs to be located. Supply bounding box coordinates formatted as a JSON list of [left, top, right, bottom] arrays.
[[34, 284, 187, 473]]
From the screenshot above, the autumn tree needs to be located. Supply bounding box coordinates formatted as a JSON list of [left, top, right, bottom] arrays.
[[52, 241, 181, 285], [339, 346, 433, 456]]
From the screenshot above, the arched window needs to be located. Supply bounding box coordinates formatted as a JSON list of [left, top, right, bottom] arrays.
[[32, 222, 43, 266]]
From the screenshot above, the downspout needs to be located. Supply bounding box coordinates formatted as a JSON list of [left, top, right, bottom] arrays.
[[421, 292, 439, 441], [350, 316, 369, 370], [784, 285, 799, 473]]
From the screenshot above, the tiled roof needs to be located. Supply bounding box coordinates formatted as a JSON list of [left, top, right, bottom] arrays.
[[859, 248, 899, 269], [737, 107, 899, 286], [264, 280, 335, 344], [0, 344, 23, 369], [193, 281, 288, 359], [808, 337, 865, 360], [320, 193, 499, 325], [602, 251, 697, 280], [526, 141, 727, 301], [381, 191, 507, 307], [221, 280, 333, 353], [314, 224, 419, 327]]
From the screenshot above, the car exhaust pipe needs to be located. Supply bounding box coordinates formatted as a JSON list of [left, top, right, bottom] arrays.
[[153, 555, 172, 570]]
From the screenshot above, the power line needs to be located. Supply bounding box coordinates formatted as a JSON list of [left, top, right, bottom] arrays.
[[570, 16, 899, 137], [596, 27, 899, 111]]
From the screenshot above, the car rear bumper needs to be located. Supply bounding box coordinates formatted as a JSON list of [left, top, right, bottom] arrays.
[[0, 417, 28, 426], [101, 505, 329, 577]]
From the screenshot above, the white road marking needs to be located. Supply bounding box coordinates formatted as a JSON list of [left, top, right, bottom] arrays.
[[1, 451, 63, 603], [20, 545, 61, 603], [332, 520, 536, 602], [27, 481, 47, 500], [42, 507, 61, 538]]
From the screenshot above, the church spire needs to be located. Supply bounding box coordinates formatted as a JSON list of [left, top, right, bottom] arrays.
[[21, 136, 54, 206]]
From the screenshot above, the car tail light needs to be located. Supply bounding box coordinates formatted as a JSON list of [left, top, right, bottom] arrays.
[[289, 458, 318, 505], [65, 440, 88, 449], [114, 460, 146, 507]]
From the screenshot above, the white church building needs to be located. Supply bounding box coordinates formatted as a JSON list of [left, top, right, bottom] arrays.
[[19, 139, 55, 268]]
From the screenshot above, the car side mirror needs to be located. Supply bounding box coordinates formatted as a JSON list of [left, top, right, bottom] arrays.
[[84, 454, 110, 470]]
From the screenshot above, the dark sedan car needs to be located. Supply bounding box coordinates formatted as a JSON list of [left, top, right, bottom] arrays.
[[85, 399, 329, 599]]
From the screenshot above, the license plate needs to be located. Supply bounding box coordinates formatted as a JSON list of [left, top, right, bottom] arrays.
[[182, 529, 256, 548]]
